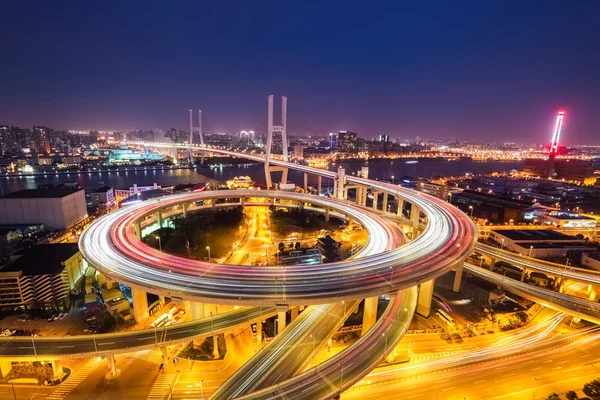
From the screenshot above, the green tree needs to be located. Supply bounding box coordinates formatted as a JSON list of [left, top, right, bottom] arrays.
[[515, 311, 529, 324], [566, 390, 579, 400], [294, 241, 301, 250], [583, 379, 600, 399], [278, 242, 285, 252], [546, 394, 560, 400]]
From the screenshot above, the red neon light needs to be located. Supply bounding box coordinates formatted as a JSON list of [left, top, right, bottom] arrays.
[[549, 111, 564, 155]]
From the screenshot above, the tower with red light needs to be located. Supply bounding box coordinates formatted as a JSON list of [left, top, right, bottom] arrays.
[[545, 111, 565, 178]]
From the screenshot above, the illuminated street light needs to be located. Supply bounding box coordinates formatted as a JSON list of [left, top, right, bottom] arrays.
[[154, 236, 162, 252], [468, 205, 473, 218], [206, 246, 211, 261], [529, 245, 533, 258]]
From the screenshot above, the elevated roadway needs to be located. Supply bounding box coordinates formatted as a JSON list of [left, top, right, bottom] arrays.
[[475, 242, 600, 284], [0, 306, 275, 359], [464, 262, 600, 324]]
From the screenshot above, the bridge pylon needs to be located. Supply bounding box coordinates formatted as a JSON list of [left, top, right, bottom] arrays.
[[264, 95, 289, 189]]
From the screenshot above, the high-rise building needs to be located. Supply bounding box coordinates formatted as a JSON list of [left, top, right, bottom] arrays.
[[379, 134, 390, 142], [338, 131, 358, 153], [293, 144, 304, 160]]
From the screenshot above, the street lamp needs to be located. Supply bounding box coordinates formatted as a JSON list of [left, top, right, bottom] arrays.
[[529, 245, 533, 258], [309, 334, 315, 355], [206, 246, 210, 261], [155, 236, 162, 252], [199, 380, 204, 399], [468, 205, 473, 218], [501, 238, 505, 250]]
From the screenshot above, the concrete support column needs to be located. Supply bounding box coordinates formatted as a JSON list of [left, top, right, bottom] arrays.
[[336, 167, 346, 200], [161, 346, 169, 372], [281, 168, 289, 185], [361, 296, 378, 336], [410, 204, 420, 238], [290, 307, 299, 322], [520, 269, 527, 282], [131, 288, 149, 322], [52, 360, 64, 379], [489, 258, 496, 270], [348, 217, 354, 227], [156, 211, 163, 228], [304, 173, 308, 193], [107, 356, 117, 378], [344, 187, 349, 201], [317, 175, 322, 195], [190, 302, 205, 319], [372, 192, 378, 210], [333, 178, 338, 199], [240, 197, 245, 206], [416, 279, 434, 318], [397, 199, 404, 217], [361, 188, 368, 206], [0, 360, 12, 378], [453, 264, 463, 293], [277, 311, 287, 334], [212, 200, 216, 210], [182, 203, 188, 218], [212, 335, 220, 359], [159, 295, 165, 305], [325, 208, 330, 222], [355, 187, 362, 205], [382, 193, 389, 213], [134, 222, 141, 239], [256, 321, 263, 343], [590, 289, 597, 301]]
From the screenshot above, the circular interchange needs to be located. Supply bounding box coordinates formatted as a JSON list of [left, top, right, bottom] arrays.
[[81, 184, 477, 307]]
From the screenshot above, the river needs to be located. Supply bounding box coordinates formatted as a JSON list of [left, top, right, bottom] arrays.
[[0, 158, 524, 194]]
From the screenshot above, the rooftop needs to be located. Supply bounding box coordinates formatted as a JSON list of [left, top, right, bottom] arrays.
[[0, 244, 79, 275], [1, 187, 82, 199], [492, 230, 583, 242]]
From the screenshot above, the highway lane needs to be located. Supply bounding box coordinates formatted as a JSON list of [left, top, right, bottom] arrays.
[[231, 287, 417, 400], [80, 189, 477, 306], [211, 301, 359, 399], [464, 262, 600, 324], [475, 242, 600, 284], [343, 327, 600, 400], [0, 307, 276, 358]]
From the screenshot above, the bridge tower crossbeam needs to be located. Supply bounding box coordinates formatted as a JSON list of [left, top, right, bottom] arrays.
[[265, 95, 289, 189]]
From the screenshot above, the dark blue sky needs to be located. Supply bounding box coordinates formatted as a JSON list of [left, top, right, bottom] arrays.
[[1, 1, 599, 144]]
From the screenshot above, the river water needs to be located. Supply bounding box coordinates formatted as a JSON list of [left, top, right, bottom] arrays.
[[0, 158, 523, 194]]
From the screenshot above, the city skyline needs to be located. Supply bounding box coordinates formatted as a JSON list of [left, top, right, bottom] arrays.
[[2, 2, 600, 144]]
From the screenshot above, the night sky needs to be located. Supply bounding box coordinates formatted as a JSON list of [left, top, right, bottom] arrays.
[[1, 1, 600, 144]]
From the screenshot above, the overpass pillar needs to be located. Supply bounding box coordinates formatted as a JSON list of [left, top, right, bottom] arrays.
[[134, 222, 141, 239], [397, 199, 404, 217], [212, 335, 220, 359], [131, 288, 149, 322], [362, 188, 368, 206], [372, 192, 378, 210], [336, 167, 346, 200], [240, 197, 245, 206], [182, 203, 188, 218], [416, 279, 434, 318], [304, 173, 308, 193], [290, 306, 299, 322], [590, 288, 597, 301], [256, 321, 263, 343], [317, 175, 322, 195], [361, 296, 378, 336], [489, 258, 496, 270], [0, 360, 12, 378], [410, 204, 420, 238], [106, 355, 118, 378], [52, 360, 64, 379], [277, 310, 287, 334], [161, 346, 169, 372], [159, 295, 165, 305], [212, 199, 216, 210], [325, 208, 330, 222], [452, 264, 463, 293], [156, 211, 163, 228], [281, 168, 289, 185], [333, 178, 338, 199], [344, 187, 349, 201], [520, 269, 527, 282], [382, 193, 389, 213]]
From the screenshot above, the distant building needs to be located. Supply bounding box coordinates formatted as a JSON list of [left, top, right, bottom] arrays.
[[337, 131, 358, 153], [0, 244, 84, 309], [293, 144, 304, 160], [90, 186, 115, 208], [379, 134, 390, 142], [582, 253, 600, 272], [489, 230, 594, 259], [531, 208, 597, 228], [417, 178, 449, 201], [0, 187, 87, 230], [450, 190, 530, 224], [523, 158, 594, 183], [114, 183, 170, 204]]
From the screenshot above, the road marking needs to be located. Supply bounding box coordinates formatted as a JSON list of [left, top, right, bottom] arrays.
[[57, 346, 74, 348], [46, 358, 103, 399], [407, 395, 423, 399], [505, 373, 516, 377], [532, 367, 543, 371], [442, 386, 456, 391], [473, 380, 487, 384], [147, 373, 177, 400], [581, 354, 590, 358], [98, 342, 116, 346]]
